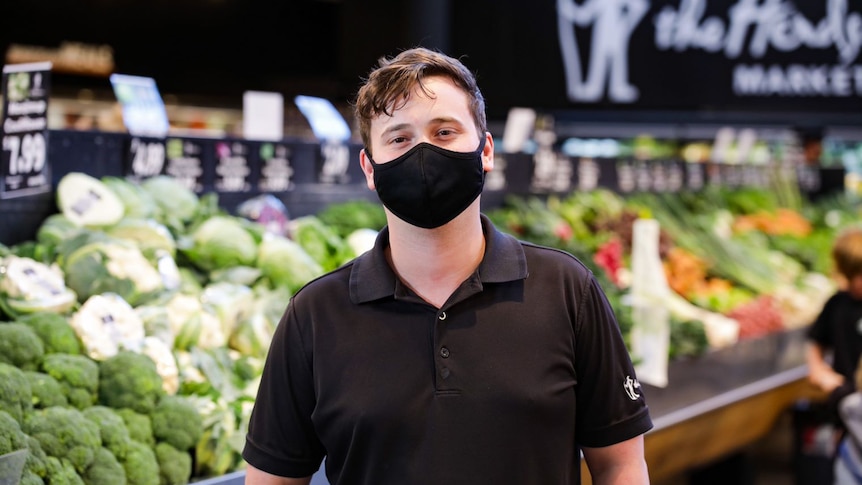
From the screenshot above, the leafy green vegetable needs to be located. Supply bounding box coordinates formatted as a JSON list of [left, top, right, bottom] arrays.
[[101, 176, 159, 220], [316, 199, 387, 238], [256, 234, 323, 292], [61, 241, 165, 306], [151, 396, 204, 451], [15, 313, 82, 356], [180, 216, 258, 273], [0, 363, 32, 422], [140, 176, 200, 228], [291, 215, 355, 271], [24, 371, 68, 409]]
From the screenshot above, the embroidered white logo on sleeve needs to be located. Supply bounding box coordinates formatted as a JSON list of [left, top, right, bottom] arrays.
[[623, 376, 641, 401]]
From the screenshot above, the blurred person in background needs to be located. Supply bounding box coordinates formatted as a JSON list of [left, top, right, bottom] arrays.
[[242, 47, 652, 485], [807, 227, 862, 483]]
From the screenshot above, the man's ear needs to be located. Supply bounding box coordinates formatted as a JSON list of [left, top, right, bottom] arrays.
[[359, 148, 376, 191], [482, 132, 495, 172]]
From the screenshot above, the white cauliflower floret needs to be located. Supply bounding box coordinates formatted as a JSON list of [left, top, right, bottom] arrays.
[[141, 336, 180, 395], [103, 244, 164, 293], [70, 293, 146, 360], [0, 256, 77, 313]]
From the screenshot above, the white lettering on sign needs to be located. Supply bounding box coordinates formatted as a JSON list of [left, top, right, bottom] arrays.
[[557, 0, 862, 102], [734, 64, 862, 95], [557, 0, 649, 103], [320, 142, 350, 184]]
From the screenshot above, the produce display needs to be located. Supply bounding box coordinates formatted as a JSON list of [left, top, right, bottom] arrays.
[[0, 173, 385, 485], [0, 167, 857, 484]]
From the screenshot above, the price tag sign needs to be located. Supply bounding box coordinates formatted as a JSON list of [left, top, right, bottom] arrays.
[[214, 141, 251, 192], [531, 149, 573, 193], [257, 142, 295, 193], [126, 137, 166, 179], [1, 62, 51, 199], [165, 138, 204, 192], [318, 141, 352, 184]]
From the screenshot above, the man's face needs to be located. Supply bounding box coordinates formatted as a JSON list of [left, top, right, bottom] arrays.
[[360, 75, 493, 189]]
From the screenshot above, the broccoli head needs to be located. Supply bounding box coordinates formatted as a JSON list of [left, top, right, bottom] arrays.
[[0, 409, 28, 456], [115, 409, 154, 447], [154, 442, 192, 485], [40, 354, 99, 410], [98, 351, 165, 415], [150, 395, 203, 451], [0, 363, 33, 422], [24, 371, 68, 409], [120, 440, 159, 485], [23, 407, 101, 475], [82, 447, 127, 485], [23, 434, 48, 481], [19, 469, 45, 485], [0, 322, 44, 370], [16, 312, 83, 355], [82, 406, 132, 460], [44, 456, 84, 485]]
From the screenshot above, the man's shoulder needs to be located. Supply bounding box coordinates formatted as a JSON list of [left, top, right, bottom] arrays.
[[518, 240, 594, 277]]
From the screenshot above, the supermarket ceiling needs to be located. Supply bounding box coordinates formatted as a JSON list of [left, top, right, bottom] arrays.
[[3, 0, 862, 122]]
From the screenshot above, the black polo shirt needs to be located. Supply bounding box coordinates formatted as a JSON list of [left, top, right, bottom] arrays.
[[808, 291, 862, 382], [243, 216, 652, 485]]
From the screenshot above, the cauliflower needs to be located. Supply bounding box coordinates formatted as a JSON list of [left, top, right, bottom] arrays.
[[0, 323, 44, 371], [23, 407, 102, 474], [0, 255, 77, 317], [69, 294, 145, 361], [140, 337, 179, 395], [40, 354, 99, 410], [15, 312, 83, 356], [0, 363, 32, 422], [151, 395, 203, 451], [165, 294, 226, 351], [61, 241, 164, 306], [98, 351, 165, 415]]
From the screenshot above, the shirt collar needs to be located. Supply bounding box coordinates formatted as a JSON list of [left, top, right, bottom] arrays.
[[349, 215, 528, 304]]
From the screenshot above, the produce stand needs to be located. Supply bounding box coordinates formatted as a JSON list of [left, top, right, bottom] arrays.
[[582, 327, 825, 484], [0, 130, 841, 485]]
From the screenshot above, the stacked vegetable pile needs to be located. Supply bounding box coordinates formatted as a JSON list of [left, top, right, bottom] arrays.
[[0, 173, 386, 485], [487, 184, 857, 359]]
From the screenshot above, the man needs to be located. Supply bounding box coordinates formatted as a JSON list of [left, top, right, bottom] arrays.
[[243, 47, 652, 485]]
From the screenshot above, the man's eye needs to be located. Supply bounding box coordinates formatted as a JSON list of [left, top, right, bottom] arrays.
[[391, 136, 408, 144]]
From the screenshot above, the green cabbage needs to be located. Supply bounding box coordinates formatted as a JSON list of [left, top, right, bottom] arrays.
[[256, 234, 323, 292], [181, 216, 258, 273]]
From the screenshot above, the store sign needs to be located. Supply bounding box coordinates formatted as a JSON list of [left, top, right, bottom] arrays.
[[0, 62, 51, 199], [557, 0, 862, 104], [110, 74, 170, 137], [456, 0, 862, 114]]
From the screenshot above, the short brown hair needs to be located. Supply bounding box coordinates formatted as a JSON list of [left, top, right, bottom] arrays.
[[353, 47, 487, 155], [833, 226, 862, 281]]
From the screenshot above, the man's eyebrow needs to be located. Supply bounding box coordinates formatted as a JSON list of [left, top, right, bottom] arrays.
[[380, 123, 412, 138]]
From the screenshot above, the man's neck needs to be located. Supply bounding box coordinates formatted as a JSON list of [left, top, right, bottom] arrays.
[[386, 209, 486, 308]]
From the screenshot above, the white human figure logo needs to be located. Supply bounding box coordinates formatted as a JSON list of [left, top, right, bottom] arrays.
[[557, 0, 649, 103]]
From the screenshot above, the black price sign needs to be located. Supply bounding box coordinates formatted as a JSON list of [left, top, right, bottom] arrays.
[[165, 138, 204, 192], [127, 136, 166, 179], [258, 142, 294, 192], [1, 62, 51, 198], [215, 141, 250, 192]]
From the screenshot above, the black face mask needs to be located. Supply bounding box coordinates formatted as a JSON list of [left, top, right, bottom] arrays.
[[368, 138, 486, 229]]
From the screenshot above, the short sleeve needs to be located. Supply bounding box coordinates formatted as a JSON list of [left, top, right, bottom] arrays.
[[574, 275, 653, 447]]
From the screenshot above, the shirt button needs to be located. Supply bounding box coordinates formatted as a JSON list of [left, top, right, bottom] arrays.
[[440, 347, 450, 359], [438, 312, 447, 321], [441, 367, 451, 379]]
